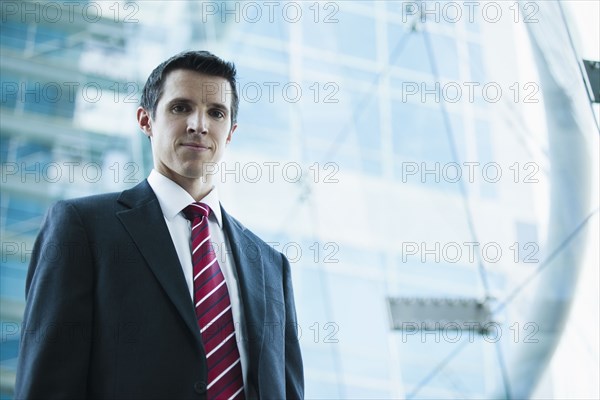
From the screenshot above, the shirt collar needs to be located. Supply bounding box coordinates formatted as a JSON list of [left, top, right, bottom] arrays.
[[147, 169, 223, 227]]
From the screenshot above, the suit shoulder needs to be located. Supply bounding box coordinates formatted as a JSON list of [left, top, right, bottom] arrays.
[[225, 213, 265, 244], [48, 191, 122, 220], [57, 191, 120, 208], [55, 179, 151, 211], [225, 213, 284, 258], [63, 191, 121, 206]]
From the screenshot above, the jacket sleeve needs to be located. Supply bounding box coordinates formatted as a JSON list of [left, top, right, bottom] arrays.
[[14, 201, 94, 399], [282, 253, 304, 399]]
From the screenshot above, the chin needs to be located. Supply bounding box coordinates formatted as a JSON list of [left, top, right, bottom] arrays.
[[181, 167, 213, 181]]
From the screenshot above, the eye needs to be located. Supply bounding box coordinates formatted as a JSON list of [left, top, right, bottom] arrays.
[[209, 109, 225, 119], [171, 104, 189, 113]]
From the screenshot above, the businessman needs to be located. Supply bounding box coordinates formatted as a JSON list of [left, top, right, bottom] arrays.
[[15, 50, 304, 399]]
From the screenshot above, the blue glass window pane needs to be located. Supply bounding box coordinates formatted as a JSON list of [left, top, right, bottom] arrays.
[[15, 140, 52, 161], [5, 195, 46, 227], [0, 136, 10, 162], [469, 43, 486, 82], [475, 120, 497, 199], [0, 21, 28, 50], [300, 98, 345, 147], [22, 80, 75, 119], [362, 155, 382, 176], [388, 27, 432, 75], [34, 25, 64, 45], [231, 40, 289, 66], [353, 94, 381, 151], [0, 261, 27, 301], [237, 11, 289, 41], [304, 12, 376, 60], [515, 221, 540, 262], [236, 68, 290, 124], [1, 73, 20, 110], [391, 102, 450, 161], [429, 33, 459, 80], [336, 12, 376, 60]]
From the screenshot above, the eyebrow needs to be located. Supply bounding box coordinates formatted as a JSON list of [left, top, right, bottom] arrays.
[[165, 97, 229, 113], [165, 97, 193, 106], [207, 102, 229, 113]]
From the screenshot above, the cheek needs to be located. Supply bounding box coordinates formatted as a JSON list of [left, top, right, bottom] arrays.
[[152, 129, 178, 157]]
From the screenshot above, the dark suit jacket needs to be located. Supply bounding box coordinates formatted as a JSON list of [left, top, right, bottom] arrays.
[[15, 180, 304, 399]]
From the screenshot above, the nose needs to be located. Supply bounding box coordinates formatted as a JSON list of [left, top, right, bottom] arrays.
[[187, 111, 208, 134]]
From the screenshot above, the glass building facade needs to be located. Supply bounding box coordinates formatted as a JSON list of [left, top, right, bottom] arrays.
[[1, 2, 148, 395], [1, 1, 598, 398]]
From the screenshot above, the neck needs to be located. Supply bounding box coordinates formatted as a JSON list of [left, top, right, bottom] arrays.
[[157, 168, 214, 201], [178, 176, 214, 201]]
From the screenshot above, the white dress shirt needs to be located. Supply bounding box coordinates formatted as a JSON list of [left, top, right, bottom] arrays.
[[147, 169, 249, 388]]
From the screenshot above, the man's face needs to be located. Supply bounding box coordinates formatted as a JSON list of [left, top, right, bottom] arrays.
[[137, 69, 237, 185]]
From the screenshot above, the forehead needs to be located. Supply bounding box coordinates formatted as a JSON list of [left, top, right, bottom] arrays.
[[160, 69, 233, 107]]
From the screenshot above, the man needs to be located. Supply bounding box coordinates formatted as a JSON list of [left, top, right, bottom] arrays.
[[15, 50, 304, 399]]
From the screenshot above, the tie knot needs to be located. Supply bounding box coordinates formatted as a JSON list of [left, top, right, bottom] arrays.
[[182, 202, 211, 222]]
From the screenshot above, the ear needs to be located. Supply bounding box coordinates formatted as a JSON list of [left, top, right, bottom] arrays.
[[225, 124, 237, 144], [226, 123, 237, 145], [137, 107, 153, 138]]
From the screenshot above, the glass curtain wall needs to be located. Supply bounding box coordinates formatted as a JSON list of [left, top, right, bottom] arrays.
[[1, 1, 598, 399]]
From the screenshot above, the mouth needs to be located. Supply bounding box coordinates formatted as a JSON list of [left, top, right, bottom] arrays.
[[181, 143, 211, 151]]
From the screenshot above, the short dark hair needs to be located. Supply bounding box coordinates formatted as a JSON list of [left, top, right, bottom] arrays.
[[140, 50, 239, 124]]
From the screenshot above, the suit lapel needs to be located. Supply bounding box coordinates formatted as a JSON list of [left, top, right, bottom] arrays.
[[221, 207, 266, 392], [114, 183, 266, 390], [115, 181, 202, 346]]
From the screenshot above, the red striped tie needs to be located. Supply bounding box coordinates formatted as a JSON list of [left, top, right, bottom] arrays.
[[183, 202, 245, 400]]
